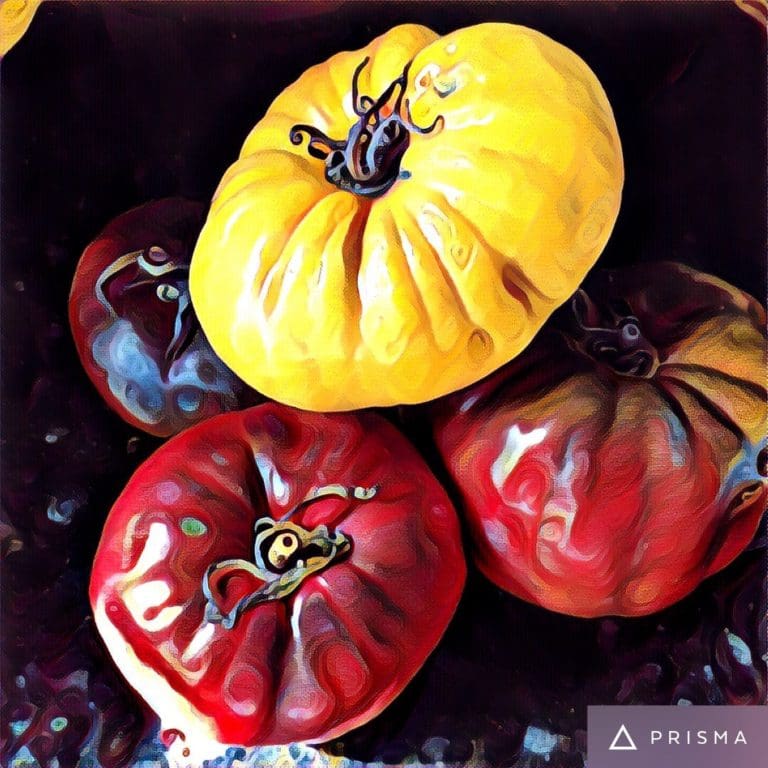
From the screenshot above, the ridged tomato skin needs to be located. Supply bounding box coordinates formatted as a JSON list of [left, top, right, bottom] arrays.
[[69, 199, 252, 437], [432, 263, 766, 618], [89, 404, 466, 750], [190, 23, 623, 411]]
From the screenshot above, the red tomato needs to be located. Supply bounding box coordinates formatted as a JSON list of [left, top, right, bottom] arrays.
[[69, 199, 254, 437], [89, 404, 465, 753], [432, 262, 766, 618]]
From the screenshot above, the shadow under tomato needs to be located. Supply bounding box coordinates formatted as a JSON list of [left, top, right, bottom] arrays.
[[325, 548, 765, 766]]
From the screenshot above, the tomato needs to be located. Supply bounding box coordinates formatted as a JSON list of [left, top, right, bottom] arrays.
[[89, 404, 466, 755], [431, 262, 767, 618], [190, 23, 623, 411], [69, 199, 254, 437], [0, 0, 41, 57]]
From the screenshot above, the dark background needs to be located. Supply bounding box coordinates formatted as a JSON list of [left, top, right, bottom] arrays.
[[1, 2, 766, 767]]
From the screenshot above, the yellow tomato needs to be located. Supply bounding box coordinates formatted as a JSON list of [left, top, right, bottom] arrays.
[[0, 0, 41, 57], [190, 23, 624, 411]]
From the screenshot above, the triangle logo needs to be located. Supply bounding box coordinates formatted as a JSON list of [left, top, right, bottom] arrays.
[[609, 723, 638, 751]]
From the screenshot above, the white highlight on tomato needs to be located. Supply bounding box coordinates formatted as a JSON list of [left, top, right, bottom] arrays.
[[127, 521, 171, 579], [443, 105, 495, 130], [232, 233, 266, 336], [418, 202, 457, 258], [459, 393, 480, 413], [181, 622, 216, 665], [211, 451, 228, 467], [360, 240, 395, 306], [270, 470, 287, 502], [305, 104, 332, 132], [223, 669, 259, 717], [253, 452, 289, 502], [491, 424, 548, 495], [124, 579, 168, 615], [290, 593, 304, 644], [286, 701, 320, 724], [428, 179, 465, 207], [483, 518, 509, 554], [537, 435, 589, 569], [543, 437, 579, 547], [141, 604, 183, 632], [220, 204, 250, 249], [156, 480, 182, 505], [108, 522, 185, 632], [120, 514, 141, 569], [123, 578, 182, 633], [97, 523, 219, 752], [93, 598, 223, 763]]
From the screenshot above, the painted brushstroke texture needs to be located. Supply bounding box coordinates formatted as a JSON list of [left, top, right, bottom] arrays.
[[89, 405, 465, 757], [69, 200, 256, 437], [433, 263, 767, 617]]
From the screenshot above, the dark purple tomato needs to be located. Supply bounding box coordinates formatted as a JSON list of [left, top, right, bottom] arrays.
[[69, 199, 257, 436]]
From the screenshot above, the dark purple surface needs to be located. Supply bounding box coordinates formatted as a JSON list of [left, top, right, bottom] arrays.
[[68, 198, 256, 437], [1, 3, 765, 767]]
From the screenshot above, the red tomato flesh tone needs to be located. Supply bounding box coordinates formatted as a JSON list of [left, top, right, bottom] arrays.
[[432, 262, 766, 618], [69, 199, 252, 437], [89, 404, 466, 753]]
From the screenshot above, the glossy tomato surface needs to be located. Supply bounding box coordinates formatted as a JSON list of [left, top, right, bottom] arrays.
[[89, 404, 466, 752], [190, 22, 623, 411], [432, 262, 767, 618], [4, 3, 766, 768], [69, 199, 252, 437]]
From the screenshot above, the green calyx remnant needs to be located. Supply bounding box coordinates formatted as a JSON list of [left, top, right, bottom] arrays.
[[181, 517, 208, 537]]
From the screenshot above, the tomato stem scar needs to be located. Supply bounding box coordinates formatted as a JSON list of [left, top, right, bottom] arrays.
[[570, 289, 659, 377], [93, 246, 196, 369], [289, 57, 443, 197], [202, 484, 378, 629]]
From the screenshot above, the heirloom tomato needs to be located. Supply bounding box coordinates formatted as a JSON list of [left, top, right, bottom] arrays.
[[69, 199, 253, 437], [190, 23, 623, 411], [0, 0, 41, 56], [89, 404, 466, 753], [432, 263, 767, 618]]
